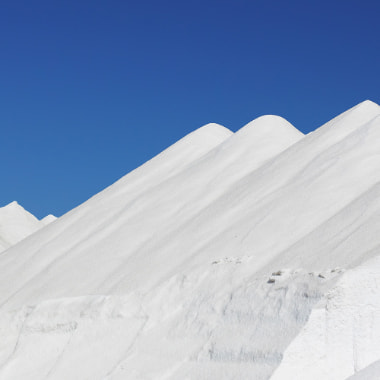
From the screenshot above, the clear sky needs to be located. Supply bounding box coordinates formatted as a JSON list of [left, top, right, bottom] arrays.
[[1, 0, 379, 218]]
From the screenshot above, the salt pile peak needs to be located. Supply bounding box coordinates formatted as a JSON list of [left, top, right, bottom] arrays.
[[0, 201, 46, 253]]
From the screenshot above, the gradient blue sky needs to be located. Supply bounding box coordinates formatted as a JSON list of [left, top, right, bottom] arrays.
[[1, 0, 379, 218]]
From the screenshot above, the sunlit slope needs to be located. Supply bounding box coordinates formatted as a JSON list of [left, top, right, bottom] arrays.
[[0, 116, 303, 310], [0, 123, 233, 308], [85, 100, 380, 296]]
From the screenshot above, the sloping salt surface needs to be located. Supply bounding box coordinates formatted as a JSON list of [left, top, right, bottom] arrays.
[[0, 115, 302, 310], [87, 100, 380, 297], [176, 101, 380, 275], [1, 101, 380, 379], [0, 261, 339, 380], [271, 255, 380, 380], [0, 201, 43, 253], [346, 360, 380, 380], [90, 122, 233, 202], [261, 180, 380, 274], [0, 123, 232, 301]]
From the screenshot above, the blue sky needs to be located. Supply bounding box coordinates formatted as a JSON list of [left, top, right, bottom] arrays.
[[1, 0, 379, 218]]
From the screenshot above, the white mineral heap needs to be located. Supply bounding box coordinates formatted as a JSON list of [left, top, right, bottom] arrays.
[[0, 101, 380, 379], [0, 201, 53, 253]]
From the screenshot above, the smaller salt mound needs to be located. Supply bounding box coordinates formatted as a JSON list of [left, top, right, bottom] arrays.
[[235, 114, 303, 140], [40, 215, 57, 225], [0, 202, 42, 253], [212, 115, 304, 178]]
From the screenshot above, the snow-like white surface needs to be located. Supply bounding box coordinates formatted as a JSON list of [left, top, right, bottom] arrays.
[[272, 256, 380, 380], [0, 201, 45, 253], [1, 101, 380, 379], [346, 360, 380, 379]]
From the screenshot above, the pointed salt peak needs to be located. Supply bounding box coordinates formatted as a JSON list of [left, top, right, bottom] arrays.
[[352, 99, 379, 110], [0, 201, 39, 223], [2, 201, 22, 210], [236, 115, 304, 140], [320, 99, 380, 132]]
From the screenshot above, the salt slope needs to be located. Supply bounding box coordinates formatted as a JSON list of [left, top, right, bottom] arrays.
[[97, 100, 380, 296], [0, 263, 337, 380], [0, 201, 43, 253], [0, 116, 303, 310], [261, 180, 380, 274], [271, 255, 380, 380], [0, 123, 233, 305], [185, 101, 380, 270]]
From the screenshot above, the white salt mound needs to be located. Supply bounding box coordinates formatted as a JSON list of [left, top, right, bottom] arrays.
[[1, 101, 380, 379], [0, 201, 44, 253]]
